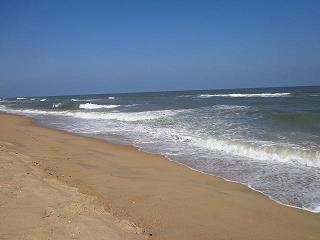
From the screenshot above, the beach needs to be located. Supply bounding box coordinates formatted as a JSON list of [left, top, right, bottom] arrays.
[[0, 113, 320, 240]]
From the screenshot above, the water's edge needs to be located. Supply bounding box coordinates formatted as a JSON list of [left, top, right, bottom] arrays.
[[5, 112, 318, 214]]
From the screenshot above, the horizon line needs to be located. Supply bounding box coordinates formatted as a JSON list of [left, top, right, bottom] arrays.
[[2, 84, 320, 98]]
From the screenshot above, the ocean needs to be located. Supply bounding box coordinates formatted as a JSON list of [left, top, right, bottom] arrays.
[[1, 86, 320, 212]]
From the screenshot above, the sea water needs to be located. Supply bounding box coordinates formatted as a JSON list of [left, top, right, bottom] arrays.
[[1, 86, 320, 212]]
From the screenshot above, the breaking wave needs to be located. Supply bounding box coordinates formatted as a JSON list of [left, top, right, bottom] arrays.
[[79, 103, 120, 109], [52, 103, 62, 108], [199, 93, 291, 98], [0, 105, 180, 122], [188, 136, 320, 168]]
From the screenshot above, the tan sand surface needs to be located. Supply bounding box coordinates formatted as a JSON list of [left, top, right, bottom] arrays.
[[0, 114, 320, 240], [0, 119, 144, 240]]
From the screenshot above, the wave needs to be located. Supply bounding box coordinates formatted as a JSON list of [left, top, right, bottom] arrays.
[[16, 97, 26, 100], [198, 93, 291, 98], [198, 94, 216, 98], [177, 94, 194, 98], [52, 103, 62, 108], [30, 98, 36, 100], [188, 136, 320, 168], [0, 105, 180, 122], [40, 99, 47, 102], [79, 103, 120, 109], [108, 96, 115, 99], [69, 110, 179, 121], [71, 98, 102, 102], [212, 105, 249, 110], [0, 106, 53, 115], [1, 103, 319, 167]]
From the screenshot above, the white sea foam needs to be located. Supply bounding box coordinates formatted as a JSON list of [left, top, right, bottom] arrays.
[[79, 103, 120, 109], [71, 98, 99, 102], [53, 103, 62, 108], [40, 99, 47, 102], [0, 106, 53, 115], [69, 111, 178, 121], [16, 97, 26, 100], [30, 98, 36, 100], [189, 136, 320, 168], [311, 205, 320, 213], [0, 105, 180, 122], [199, 93, 291, 98], [124, 104, 141, 108], [108, 96, 115, 99], [163, 127, 320, 168], [198, 94, 216, 98]]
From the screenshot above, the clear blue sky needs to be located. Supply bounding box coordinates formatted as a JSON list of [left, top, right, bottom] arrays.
[[0, 0, 319, 97]]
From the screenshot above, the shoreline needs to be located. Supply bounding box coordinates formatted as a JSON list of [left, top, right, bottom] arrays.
[[1, 113, 320, 239], [20, 113, 320, 214]]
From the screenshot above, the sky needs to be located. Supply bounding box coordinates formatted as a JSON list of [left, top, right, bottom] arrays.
[[0, 0, 319, 97]]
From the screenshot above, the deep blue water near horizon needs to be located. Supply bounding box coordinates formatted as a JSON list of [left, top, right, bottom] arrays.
[[1, 86, 320, 212]]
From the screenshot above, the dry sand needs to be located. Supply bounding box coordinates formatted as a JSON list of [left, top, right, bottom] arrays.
[[0, 114, 320, 240]]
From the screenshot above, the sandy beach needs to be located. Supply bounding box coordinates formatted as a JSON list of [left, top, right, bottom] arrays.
[[0, 113, 320, 240]]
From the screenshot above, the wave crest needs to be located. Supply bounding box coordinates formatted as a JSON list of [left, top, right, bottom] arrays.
[[52, 103, 62, 108], [199, 93, 291, 98], [79, 103, 120, 109], [0, 105, 180, 122], [189, 136, 320, 168]]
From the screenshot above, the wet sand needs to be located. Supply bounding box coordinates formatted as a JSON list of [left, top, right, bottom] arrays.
[[0, 114, 320, 239]]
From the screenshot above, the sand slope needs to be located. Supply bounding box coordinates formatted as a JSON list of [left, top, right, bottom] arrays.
[[0, 114, 320, 240], [0, 122, 143, 239]]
